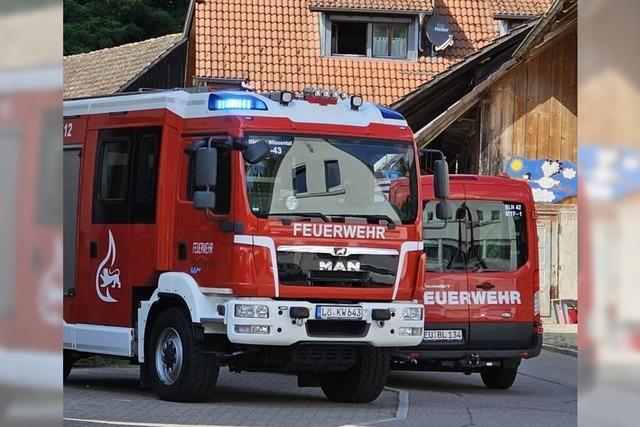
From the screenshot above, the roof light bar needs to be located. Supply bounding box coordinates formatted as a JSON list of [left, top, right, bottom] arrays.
[[375, 104, 405, 120], [208, 93, 268, 111]]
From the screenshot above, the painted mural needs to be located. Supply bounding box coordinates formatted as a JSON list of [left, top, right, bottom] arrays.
[[580, 145, 640, 201], [504, 157, 578, 203]]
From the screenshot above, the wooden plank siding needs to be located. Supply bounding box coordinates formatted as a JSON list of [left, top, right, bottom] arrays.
[[479, 30, 577, 204]]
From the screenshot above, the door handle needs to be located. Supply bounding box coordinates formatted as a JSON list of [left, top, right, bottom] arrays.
[[90, 241, 98, 258], [476, 282, 495, 290]]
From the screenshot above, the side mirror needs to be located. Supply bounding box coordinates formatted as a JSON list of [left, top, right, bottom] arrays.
[[433, 159, 450, 200], [243, 140, 270, 164], [435, 200, 453, 220], [193, 145, 218, 210]]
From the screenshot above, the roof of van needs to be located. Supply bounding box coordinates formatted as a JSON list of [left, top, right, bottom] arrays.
[[421, 174, 530, 188]]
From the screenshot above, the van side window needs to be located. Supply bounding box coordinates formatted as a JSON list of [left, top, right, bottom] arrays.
[[131, 133, 160, 223], [93, 127, 161, 224], [186, 147, 231, 215]]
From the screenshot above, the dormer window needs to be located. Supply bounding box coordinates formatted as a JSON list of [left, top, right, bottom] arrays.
[[321, 14, 418, 61], [495, 17, 530, 36]]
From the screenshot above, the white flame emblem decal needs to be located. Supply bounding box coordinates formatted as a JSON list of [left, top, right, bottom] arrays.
[[95, 230, 121, 303]]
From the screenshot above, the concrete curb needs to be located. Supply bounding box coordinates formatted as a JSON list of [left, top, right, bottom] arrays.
[[543, 343, 578, 358]]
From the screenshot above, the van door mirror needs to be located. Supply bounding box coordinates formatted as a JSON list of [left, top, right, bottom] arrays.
[[433, 159, 450, 200], [243, 140, 270, 164], [435, 200, 453, 220], [193, 145, 218, 210]]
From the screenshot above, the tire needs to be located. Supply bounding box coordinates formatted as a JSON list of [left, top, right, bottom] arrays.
[[320, 347, 390, 403], [63, 350, 74, 381], [480, 366, 518, 389], [148, 307, 220, 402]]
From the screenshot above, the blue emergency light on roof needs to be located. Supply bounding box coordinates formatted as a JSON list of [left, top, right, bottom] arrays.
[[375, 104, 405, 120], [208, 93, 268, 111]]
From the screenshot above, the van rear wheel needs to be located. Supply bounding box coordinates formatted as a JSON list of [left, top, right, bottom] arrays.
[[148, 307, 219, 402], [480, 366, 518, 389], [320, 347, 390, 403]]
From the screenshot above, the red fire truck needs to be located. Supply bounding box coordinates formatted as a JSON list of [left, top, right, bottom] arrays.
[[394, 174, 542, 389], [0, 67, 62, 418], [62, 88, 449, 403]]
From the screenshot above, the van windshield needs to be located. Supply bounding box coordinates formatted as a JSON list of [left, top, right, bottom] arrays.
[[245, 135, 418, 224], [423, 200, 528, 272]]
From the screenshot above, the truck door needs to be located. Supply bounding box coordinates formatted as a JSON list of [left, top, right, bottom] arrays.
[[75, 126, 161, 327], [465, 191, 535, 350], [422, 180, 469, 350]]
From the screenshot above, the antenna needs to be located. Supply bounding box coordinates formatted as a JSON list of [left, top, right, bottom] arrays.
[[426, 15, 454, 52]]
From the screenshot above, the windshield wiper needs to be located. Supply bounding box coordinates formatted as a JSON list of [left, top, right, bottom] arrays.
[[268, 212, 330, 223], [330, 214, 396, 227]]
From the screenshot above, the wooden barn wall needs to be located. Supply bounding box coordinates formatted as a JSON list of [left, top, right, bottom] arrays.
[[479, 30, 577, 204]]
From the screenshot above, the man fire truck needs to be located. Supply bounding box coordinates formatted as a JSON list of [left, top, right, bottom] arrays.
[[394, 174, 542, 389], [62, 88, 449, 403]]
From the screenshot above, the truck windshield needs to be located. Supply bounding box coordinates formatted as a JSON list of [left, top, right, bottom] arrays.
[[424, 200, 528, 272], [245, 135, 418, 224]]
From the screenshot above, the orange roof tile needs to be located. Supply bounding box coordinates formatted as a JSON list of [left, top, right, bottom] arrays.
[[194, 1, 514, 105], [491, 0, 552, 17]]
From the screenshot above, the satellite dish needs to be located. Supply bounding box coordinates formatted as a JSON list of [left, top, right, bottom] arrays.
[[426, 14, 454, 51]]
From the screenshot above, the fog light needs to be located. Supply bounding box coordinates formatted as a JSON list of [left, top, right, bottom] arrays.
[[235, 304, 269, 318], [398, 327, 422, 336], [402, 307, 423, 321], [234, 325, 271, 334]]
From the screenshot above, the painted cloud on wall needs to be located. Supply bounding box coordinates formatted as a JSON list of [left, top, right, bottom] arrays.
[[504, 157, 578, 203]]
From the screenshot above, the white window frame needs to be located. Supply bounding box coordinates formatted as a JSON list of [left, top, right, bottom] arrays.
[[320, 13, 419, 61]]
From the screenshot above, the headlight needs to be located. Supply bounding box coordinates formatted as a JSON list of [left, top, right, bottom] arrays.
[[402, 307, 423, 321], [235, 304, 269, 318], [398, 327, 423, 336]]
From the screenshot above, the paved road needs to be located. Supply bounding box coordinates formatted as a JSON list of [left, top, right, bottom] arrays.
[[63, 350, 576, 427]]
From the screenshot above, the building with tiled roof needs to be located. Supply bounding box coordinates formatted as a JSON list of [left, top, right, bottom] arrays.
[[185, 0, 552, 105], [491, 0, 552, 17], [64, 34, 186, 99]]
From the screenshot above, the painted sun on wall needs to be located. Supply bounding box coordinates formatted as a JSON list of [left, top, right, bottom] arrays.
[[504, 157, 577, 203]]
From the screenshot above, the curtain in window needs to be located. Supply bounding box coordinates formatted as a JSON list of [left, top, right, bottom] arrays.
[[372, 24, 389, 57], [391, 25, 408, 57]]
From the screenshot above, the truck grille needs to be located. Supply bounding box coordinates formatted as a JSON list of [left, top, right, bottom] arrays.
[[306, 320, 370, 338], [277, 252, 398, 288]]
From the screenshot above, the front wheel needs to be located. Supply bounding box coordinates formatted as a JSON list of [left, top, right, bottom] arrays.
[[480, 366, 518, 389], [148, 307, 220, 402], [320, 347, 390, 403]]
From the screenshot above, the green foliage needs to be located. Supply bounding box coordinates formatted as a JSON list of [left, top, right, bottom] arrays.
[[64, 0, 189, 55]]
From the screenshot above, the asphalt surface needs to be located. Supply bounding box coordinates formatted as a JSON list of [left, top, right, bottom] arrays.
[[63, 350, 576, 427]]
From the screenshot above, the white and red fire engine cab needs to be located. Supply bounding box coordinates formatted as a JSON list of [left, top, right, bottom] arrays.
[[62, 88, 449, 403]]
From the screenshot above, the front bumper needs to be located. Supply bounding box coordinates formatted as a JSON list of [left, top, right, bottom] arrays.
[[214, 299, 424, 347]]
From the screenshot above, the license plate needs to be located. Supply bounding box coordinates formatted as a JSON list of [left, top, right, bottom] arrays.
[[424, 329, 464, 342], [316, 305, 363, 320]]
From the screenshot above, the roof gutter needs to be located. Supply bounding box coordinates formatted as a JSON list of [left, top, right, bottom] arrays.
[[308, 6, 433, 15]]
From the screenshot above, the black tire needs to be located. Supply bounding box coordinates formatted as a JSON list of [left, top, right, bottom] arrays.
[[320, 347, 390, 403], [148, 307, 220, 402], [63, 350, 74, 381], [480, 366, 518, 389]]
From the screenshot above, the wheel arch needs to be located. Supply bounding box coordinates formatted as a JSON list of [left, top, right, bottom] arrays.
[[137, 272, 219, 363]]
